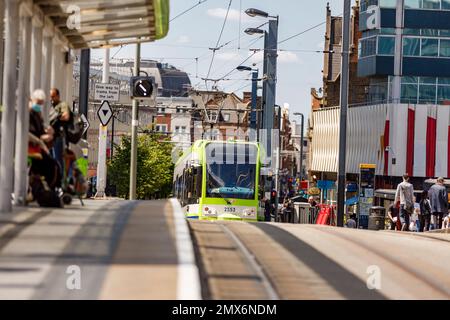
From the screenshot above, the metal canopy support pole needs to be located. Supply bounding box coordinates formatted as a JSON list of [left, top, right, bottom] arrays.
[[250, 69, 258, 141], [14, 11, 32, 206], [129, 42, 141, 200], [298, 114, 304, 183], [95, 48, 110, 198], [337, 0, 351, 227], [264, 19, 278, 167], [65, 55, 74, 106], [0, 0, 20, 213], [0, 0, 5, 103], [78, 49, 90, 134], [41, 23, 54, 126], [50, 40, 59, 89], [30, 11, 43, 93], [391, 0, 405, 103]]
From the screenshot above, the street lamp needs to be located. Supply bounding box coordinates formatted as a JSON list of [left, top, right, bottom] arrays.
[[244, 7, 279, 193], [244, 28, 265, 36], [293, 112, 305, 188], [245, 8, 269, 18], [236, 65, 259, 138]]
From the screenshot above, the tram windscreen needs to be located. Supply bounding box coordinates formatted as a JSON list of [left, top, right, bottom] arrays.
[[205, 143, 257, 200]]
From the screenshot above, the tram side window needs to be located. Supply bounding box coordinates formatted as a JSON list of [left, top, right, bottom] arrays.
[[189, 166, 202, 204]]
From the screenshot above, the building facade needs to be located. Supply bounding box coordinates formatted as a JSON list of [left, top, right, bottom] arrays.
[[310, 0, 450, 186]]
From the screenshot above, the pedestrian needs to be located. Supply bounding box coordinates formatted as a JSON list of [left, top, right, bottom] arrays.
[[395, 174, 415, 231], [308, 196, 317, 207], [345, 214, 357, 228], [443, 211, 450, 229], [49, 88, 71, 171], [387, 202, 400, 231], [263, 197, 271, 222], [443, 212, 450, 229], [410, 199, 420, 232], [419, 190, 432, 232], [428, 177, 448, 229]]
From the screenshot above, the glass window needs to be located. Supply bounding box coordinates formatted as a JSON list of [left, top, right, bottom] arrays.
[[404, 28, 421, 35], [359, 37, 377, 57], [422, 0, 441, 9], [402, 76, 419, 84], [378, 36, 395, 55], [438, 86, 450, 104], [438, 77, 450, 84], [440, 39, 450, 57], [440, 29, 450, 37], [361, 0, 379, 12], [443, 0, 450, 10], [421, 38, 439, 56], [421, 29, 439, 37], [379, 0, 397, 7], [403, 37, 420, 56], [401, 84, 418, 104], [404, 0, 422, 8], [419, 77, 437, 84], [419, 85, 437, 104], [205, 143, 257, 200], [380, 28, 396, 35]]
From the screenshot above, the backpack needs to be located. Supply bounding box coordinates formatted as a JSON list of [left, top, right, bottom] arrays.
[[30, 175, 63, 208], [65, 112, 84, 144], [401, 184, 414, 214]]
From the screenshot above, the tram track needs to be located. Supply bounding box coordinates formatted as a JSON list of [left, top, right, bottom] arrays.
[[304, 226, 450, 299], [219, 223, 279, 300]]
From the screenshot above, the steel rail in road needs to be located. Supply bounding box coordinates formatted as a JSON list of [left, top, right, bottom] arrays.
[[219, 223, 279, 300]]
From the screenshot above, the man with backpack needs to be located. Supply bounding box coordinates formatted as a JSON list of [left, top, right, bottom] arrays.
[[395, 174, 415, 231]]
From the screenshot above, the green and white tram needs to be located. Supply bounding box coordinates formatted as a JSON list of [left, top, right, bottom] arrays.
[[173, 140, 262, 221]]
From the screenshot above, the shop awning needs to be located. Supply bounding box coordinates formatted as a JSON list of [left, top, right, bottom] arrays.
[[36, 0, 169, 49]]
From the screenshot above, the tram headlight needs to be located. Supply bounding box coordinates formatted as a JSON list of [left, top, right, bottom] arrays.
[[242, 208, 256, 217], [204, 207, 217, 216]]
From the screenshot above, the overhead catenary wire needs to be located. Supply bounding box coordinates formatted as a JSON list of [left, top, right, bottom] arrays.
[[205, 0, 233, 83], [170, 0, 210, 23]]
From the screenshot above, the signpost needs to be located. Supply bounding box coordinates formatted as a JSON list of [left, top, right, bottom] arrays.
[[358, 164, 376, 229], [80, 113, 90, 135], [97, 100, 113, 127], [95, 83, 120, 102]]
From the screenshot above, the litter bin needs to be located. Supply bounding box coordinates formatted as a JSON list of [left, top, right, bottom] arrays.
[[368, 206, 386, 231]]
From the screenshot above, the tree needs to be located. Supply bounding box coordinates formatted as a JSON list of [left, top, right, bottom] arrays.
[[108, 134, 174, 199]]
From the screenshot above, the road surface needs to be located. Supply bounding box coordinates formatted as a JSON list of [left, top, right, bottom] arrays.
[[0, 199, 449, 300]]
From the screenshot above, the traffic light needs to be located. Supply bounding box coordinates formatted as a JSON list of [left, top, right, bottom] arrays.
[[130, 76, 157, 99]]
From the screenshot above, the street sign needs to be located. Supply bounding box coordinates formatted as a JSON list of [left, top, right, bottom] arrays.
[[97, 101, 113, 127], [80, 113, 90, 135], [94, 83, 120, 102]]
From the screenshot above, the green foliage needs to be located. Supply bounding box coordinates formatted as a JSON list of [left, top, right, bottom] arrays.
[[108, 134, 174, 199]]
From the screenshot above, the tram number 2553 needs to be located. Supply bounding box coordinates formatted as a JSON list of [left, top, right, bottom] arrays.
[[224, 207, 236, 213]]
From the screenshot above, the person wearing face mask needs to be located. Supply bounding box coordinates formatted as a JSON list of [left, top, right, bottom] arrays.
[[28, 89, 62, 193], [29, 90, 54, 146]]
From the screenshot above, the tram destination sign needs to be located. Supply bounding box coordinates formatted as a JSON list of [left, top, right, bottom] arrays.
[[95, 83, 120, 102]]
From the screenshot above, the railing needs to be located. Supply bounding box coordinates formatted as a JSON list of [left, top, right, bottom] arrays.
[[293, 203, 320, 224]]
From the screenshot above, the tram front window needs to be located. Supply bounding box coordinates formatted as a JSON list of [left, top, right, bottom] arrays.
[[205, 143, 257, 200]]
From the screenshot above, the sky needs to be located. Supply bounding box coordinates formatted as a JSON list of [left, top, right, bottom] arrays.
[[92, 0, 347, 120]]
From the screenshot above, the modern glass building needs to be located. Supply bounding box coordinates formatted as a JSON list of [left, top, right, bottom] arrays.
[[358, 0, 450, 104]]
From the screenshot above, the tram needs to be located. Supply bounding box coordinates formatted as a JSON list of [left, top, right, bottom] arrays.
[[173, 140, 262, 221]]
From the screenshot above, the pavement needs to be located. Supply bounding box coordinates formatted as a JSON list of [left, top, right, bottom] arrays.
[[0, 199, 449, 300]]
